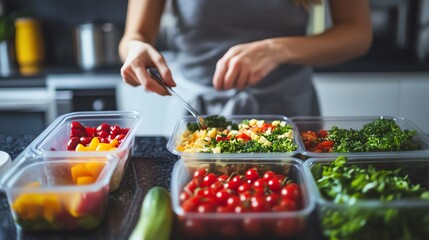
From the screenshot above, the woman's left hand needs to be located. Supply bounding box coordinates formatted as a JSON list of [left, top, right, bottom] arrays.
[[212, 39, 281, 90]]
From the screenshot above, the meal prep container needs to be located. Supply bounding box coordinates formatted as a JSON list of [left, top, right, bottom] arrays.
[[291, 116, 429, 159], [27, 111, 142, 192], [171, 157, 315, 239], [167, 115, 302, 159], [1, 154, 118, 231], [304, 155, 429, 240]]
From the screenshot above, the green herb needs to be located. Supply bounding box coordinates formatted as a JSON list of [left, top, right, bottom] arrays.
[[313, 156, 429, 240], [210, 121, 296, 153], [327, 119, 420, 152], [186, 115, 238, 132]]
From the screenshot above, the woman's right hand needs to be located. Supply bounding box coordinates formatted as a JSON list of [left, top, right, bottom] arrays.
[[120, 40, 175, 96]]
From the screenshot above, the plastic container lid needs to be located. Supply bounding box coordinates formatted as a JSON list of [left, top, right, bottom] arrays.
[[0, 151, 12, 192], [0, 151, 11, 174]]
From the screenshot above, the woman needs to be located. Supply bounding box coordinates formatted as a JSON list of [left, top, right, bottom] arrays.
[[119, 0, 372, 117]]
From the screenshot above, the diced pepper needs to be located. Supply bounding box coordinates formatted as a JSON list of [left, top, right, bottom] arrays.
[[12, 193, 62, 222], [71, 164, 92, 183], [85, 162, 105, 178], [76, 176, 96, 185]]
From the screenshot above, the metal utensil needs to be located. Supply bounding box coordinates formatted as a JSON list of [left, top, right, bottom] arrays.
[[148, 68, 205, 129]]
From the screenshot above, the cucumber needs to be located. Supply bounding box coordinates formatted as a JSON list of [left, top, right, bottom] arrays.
[[129, 186, 173, 240]]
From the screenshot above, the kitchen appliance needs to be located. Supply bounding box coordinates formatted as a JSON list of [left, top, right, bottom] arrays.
[[73, 22, 122, 70]]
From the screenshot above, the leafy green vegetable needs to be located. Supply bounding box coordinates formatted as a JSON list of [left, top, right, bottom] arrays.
[[187, 115, 238, 132], [211, 122, 296, 153], [313, 156, 429, 240], [327, 119, 420, 152]]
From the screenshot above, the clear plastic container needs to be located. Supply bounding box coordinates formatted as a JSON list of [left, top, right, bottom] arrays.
[[291, 116, 429, 159], [27, 111, 142, 191], [167, 115, 302, 159], [304, 155, 429, 240], [1, 153, 118, 231], [171, 157, 315, 239]]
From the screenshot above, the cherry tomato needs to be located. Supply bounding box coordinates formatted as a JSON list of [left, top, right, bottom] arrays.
[[96, 123, 110, 132], [216, 174, 228, 182], [202, 173, 217, 187], [281, 183, 300, 201], [275, 218, 299, 237], [226, 195, 241, 208], [215, 189, 233, 205], [263, 170, 276, 179], [185, 180, 197, 192], [246, 168, 259, 183], [110, 125, 121, 137], [237, 182, 252, 194], [182, 196, 202, 212], [252, 178, 267, 193], [180, 191, 191, 204], [67, 137, 80, 151], [242, 218, 265, 236], [210, 181, 224, 192], [267, 177, 282, 193], [198, 202, 217, 213], [216, 205, 233, 213], [266, 192, 280, 207], [279, 197, 298, 211]]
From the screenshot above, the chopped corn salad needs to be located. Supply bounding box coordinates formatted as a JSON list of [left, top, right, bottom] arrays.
[[177, 119, 297, 153]]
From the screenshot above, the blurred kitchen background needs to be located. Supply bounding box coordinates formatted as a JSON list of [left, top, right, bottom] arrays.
[[0, 0, 428, 136]]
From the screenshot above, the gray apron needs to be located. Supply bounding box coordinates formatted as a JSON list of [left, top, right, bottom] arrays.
[[167, 0, 320, 118]]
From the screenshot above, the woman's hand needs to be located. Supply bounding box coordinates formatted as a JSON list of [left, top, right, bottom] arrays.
[[212, 39, 281, 91], [120, 41, 175, 96]]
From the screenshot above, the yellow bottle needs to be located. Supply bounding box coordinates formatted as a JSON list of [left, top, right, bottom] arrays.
[[15, 17, 45, 75]]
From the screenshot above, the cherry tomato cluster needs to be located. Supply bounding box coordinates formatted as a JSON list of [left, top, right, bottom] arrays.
[[180, 167, 302, 214], [67, 121, 129, 151], [178, 165, 304, 238], [301, 130, 335, 153]]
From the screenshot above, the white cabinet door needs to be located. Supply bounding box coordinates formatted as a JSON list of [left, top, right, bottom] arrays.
[[117, 83, 181, 136], [313, 72, 429, 134]]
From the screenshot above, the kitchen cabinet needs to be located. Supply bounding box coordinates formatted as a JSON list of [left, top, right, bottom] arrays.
[[313, 72, 429, 134]]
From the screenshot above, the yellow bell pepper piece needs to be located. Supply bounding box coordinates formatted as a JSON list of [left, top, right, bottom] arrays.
[[85, 162, 105, 178], [12, 193, 62, 222], [95, 139, 118, 151], [76, 176, 96, 185], [71, 163, 92, 183], [75, 137, 100, 151]]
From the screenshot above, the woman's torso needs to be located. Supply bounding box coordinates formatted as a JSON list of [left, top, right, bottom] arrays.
[[171, 0, 310, 87]]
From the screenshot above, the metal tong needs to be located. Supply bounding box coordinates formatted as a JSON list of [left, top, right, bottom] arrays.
[[148, 68, 205, 129]]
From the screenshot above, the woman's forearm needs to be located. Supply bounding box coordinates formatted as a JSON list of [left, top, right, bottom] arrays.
[[119, 0, 166, 61]]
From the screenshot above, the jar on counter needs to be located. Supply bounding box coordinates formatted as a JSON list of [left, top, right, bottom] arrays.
[[15, 17, 45, 75]]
